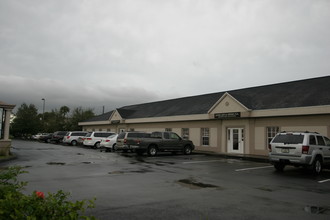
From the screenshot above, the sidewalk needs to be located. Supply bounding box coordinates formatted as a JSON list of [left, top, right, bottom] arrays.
[[195, 150, 269, 163]]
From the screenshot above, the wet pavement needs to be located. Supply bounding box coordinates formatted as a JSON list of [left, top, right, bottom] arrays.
[[2, 140, 330, 219]]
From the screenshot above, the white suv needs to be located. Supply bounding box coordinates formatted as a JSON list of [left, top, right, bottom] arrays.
[[63, 131, 88, 146], [83, 132, 116, 148], [269, 131, 330, 174]]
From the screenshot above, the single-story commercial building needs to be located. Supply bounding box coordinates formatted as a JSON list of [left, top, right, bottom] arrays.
[[79, 76, 330, 157]]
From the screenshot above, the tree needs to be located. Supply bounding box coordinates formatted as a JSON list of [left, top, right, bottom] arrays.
[[11, 103, 41, 137], [67, 107, 95, 131]]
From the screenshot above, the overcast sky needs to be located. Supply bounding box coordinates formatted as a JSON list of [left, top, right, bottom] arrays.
[[1, 0, 329, 115]]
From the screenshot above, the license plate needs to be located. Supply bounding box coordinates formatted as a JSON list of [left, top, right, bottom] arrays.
[[281, 148, 290, 153]]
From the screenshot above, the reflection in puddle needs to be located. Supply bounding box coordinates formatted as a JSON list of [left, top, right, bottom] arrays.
[[304, 206, 329, 214], [177, 178, 219, 190], [46, 162, 66, 165]]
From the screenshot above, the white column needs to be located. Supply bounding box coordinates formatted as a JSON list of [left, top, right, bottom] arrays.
[[4, 108, 12, 140]]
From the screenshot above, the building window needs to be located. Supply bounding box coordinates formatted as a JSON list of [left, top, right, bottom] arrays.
[[201, 128, 210, 146], [165, 128, 172, 132], [182, 128, 189, 140], [267, 127, 279, 145]]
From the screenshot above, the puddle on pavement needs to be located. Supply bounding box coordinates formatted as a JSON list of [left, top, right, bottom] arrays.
[[108, 168, 152, 175], [304, 206, 330, 214], [82, 161, 94, 164], [46, 162, 66, 165], [108, 171, 125, 175], [177, 178, 219, 190], [256, 186, 275, 192]]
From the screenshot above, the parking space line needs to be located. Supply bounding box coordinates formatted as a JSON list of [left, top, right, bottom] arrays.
[[318, 179, 330, 183], [235, 166, 273, 172], [182, 160, 224, 164]]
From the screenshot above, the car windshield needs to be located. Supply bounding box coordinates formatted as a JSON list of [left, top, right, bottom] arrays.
[[272, 134, 304, 144]]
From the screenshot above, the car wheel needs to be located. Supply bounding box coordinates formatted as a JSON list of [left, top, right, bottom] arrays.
[[312, 157, 323, 175], [147, 145, 158, 157], [94, 142, 100, 149], [112, 144, 117, 152], [274, 162, 285, 172], [71, 140, 77, 146], [183, 145, 192, 155]]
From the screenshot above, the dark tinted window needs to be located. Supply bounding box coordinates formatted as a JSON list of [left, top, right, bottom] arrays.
[[151, 132, 162, 139], [317, 136, 325, 146], [164, 132, 170, 139], [272, 134, 304, 144], [127, 133, 139, 138], [94, 132, 114, 137], [71, 132, 87, 136], [309, 135, 316, 145]]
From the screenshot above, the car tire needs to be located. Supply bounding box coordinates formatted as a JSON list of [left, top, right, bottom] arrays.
[[274, 162, 285, 172], [71, 140, 77, 146], [311, 157, 323, 175], [183, 145, 192, 155], [112, 144, 117, 152], [147, 145, 158, 157], [94, 142, 100, 149]]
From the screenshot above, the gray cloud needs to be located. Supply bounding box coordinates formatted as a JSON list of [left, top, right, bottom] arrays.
[[1, 0, 329, 114]]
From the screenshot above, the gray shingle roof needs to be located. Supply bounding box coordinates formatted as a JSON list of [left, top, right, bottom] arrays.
[[82, 110, 113, 122], [84, 76, 330, 122]]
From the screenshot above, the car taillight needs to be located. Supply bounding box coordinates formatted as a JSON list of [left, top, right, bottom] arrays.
[[268, 144, 272, 152], [87, 138, 92, 141], [302, 145, 309, 154], [124, 139, 127, 144], [67, 136, 71, 139], [106, 140, 110, 142]]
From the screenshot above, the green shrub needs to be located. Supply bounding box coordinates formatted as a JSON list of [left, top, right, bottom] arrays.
[[0, 167, 96, 220]]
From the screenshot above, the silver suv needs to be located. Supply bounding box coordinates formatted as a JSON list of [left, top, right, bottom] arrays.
[[269, 131, 330, 174]]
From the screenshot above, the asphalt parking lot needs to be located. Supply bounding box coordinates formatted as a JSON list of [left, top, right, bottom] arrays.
[[2, 140, 330, 219]]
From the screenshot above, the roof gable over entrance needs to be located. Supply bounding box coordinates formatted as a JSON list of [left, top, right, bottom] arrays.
[[208, 92, 250, 115]]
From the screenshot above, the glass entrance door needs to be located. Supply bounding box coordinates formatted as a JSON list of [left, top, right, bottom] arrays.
[[227, 128, 244, 154]]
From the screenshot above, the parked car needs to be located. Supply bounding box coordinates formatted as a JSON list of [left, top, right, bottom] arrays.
[[100, 134, 118, 152], [269, 131, 330, 174], [50, 131, 68, 144], [39, 133, 53, 143], [128, 131, 195, 156], [32, 133, 50, 140], [116, 132, 151, 152], [83, 131, 116, 148], [63, 131, 88, 146]]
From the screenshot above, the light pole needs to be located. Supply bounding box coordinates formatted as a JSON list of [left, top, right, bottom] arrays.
[[42, 98, 45, 130]]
